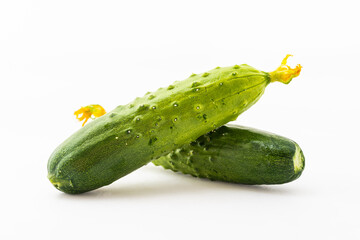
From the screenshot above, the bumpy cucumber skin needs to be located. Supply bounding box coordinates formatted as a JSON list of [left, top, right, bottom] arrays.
[[153, 125, 305, 184], [48, 65, 270, 194]]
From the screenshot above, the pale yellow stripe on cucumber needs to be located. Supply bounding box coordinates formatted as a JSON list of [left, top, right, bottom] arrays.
[[293, 144, 304, 173]]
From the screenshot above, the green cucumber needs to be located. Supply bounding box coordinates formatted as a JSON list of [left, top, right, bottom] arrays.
[[47, 55, 301, 194], [153, 125, 305, 184]]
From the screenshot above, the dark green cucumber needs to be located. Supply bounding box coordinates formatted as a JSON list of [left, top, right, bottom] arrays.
[[48, 56, 301, 193], [153, 125, 305, 184]]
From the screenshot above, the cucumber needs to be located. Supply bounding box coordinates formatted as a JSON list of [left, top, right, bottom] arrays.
[[48, 55, 301, 194], [153, 125, 305, 184]]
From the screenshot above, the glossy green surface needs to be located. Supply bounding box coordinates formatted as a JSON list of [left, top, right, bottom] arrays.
[[153, 125, 305, 184], [48, 64, 270, 193]]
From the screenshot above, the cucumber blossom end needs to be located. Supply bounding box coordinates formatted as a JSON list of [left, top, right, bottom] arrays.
[[269, 54, 302, 84], [74, 104, 106, 126]]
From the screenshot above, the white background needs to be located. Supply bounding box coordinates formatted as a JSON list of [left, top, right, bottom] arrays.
[[1, 0, 360, 239]]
